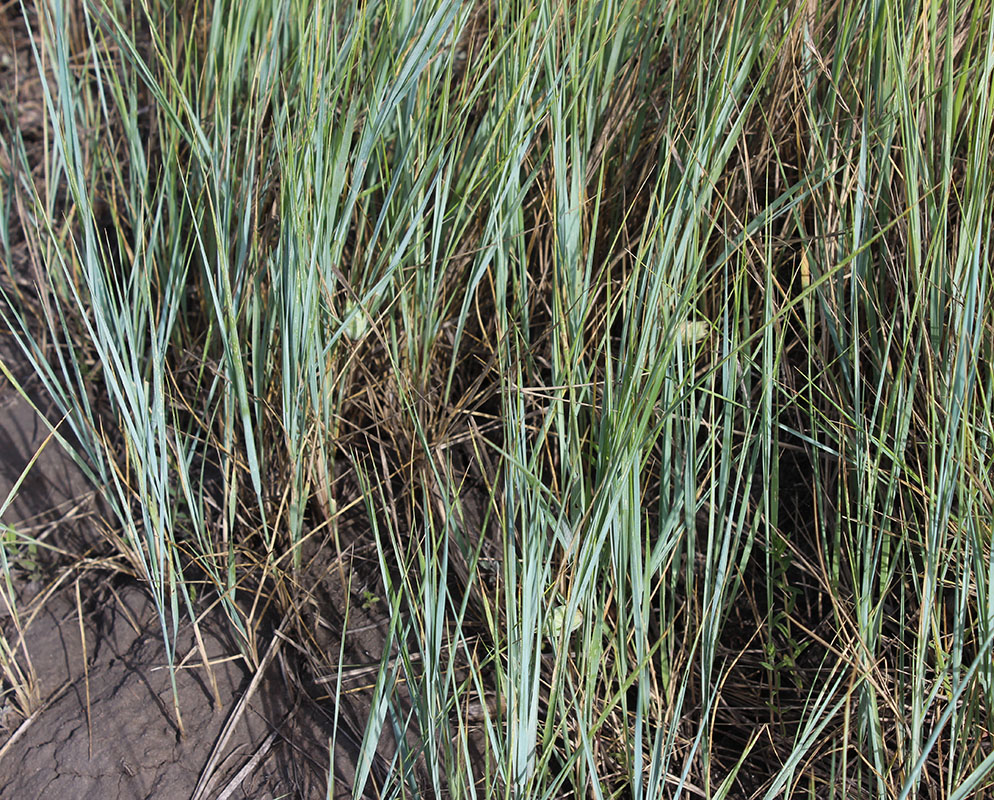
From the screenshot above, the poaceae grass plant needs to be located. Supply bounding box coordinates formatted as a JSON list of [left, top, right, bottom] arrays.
[[2, 0, 994, 796]]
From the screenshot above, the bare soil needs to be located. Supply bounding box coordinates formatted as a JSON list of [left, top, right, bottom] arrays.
[[0, 373, 339, 798]]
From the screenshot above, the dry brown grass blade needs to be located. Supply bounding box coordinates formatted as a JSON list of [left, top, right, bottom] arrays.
[[214, 726, 280, 800], [73, 577, 91, 758], [191, 613, 288, 800], [0, 676, 73, 766]]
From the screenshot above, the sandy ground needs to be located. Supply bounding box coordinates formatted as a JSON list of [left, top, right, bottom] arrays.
[[0, 364, 312, 798]]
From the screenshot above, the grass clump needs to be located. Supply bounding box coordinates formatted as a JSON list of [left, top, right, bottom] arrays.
[[2, 0, 994, 796]]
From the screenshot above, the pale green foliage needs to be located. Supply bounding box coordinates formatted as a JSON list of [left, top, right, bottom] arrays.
[[2, 0, 994, 797]]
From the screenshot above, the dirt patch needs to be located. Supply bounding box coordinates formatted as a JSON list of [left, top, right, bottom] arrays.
[[0, 386, 330, 798], [0, 579, 269, 798]]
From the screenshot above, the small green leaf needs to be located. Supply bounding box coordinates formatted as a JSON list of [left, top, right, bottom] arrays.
[[678, 319, 710, 344], [546, 605, 583, 640]]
